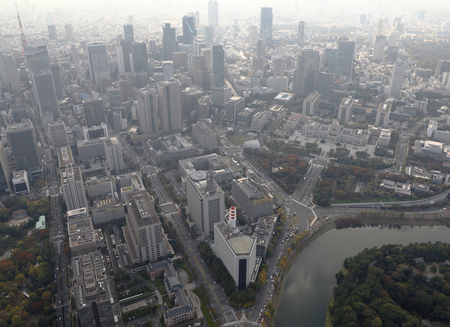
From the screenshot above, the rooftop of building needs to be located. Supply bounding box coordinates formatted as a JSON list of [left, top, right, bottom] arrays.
[[6, 120, 33, 132], [12, 170, 27, 180], [69, 230, 95, 247], [68, 217, 93, 236], [188, 171, 223, 197], [253, 216, 276, 247], [305, 91, 321, 102], [57, 147, 74, 167], [234, 178, 270, 203], [61, 166, 83, 184], [67, 207, 89, 220], [126, 191, 159, 227], [105, 136, 120, 146], [193, 121, 216, 135], [215, 221, 256, 255]]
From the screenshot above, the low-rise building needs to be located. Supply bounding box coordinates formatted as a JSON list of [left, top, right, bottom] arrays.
[[143, 134, 195, 165], [250, 111, 271, 130], [232, 178, 273, 221], [378, 130, 391, 148], [192, 121, 217, 149], [237, 108, 256, 124], [178, 154, 232, 184], [285, 113, 302, 130], [12, 170, 30, 193], [91, 198, 125, 225], [36, 215, 46, 230]]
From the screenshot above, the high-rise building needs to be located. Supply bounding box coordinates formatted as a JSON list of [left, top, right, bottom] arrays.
[[87, 44, 109, 85], [293, 49, 320, 97], [386, 45, 400, 62], [83, 99, 104, 127], [212, 45, 225, 88], [375, 101, 392, 128], [64, 24, 74, 40], [256, 39, 265, 57], [123, 191, 167, 263], [104, 137, 124, 172], [136, 88, 159, 135], [232, 178, 273, 221], [50, 64, 64, 99], [163, 61, 173, 81], [187, 171, 224, 237], [61, 166, 87, 211], [123, 24, 134, 42], [157, 80, 182, 133], [335, 38, 356, 77], [388, 62, 407, 98], [225, 96, 245, 123], [0, 141, 11, 192], [24, 45, 49, 71], [214, 217, 257, 289], [315, 72, 334, 100], [208, 1, 219, 29], [163, 23, 177, 61], [322, 48, 337, 71], [183, 16, 197, 45], [248, 26, 258, 47], [0, 52, 21, 92], [47, 25, 57, 40], [7, 120, 40, 172], [376, 19, 383, 35], [48, 121, 69, 153], [435, 60, 450, 80], [70, 45, 79, 68], [373, 35, 387, 61], [30, 69, 59, 118], [302, 91, 321, 116], [338, 97, 354, 122], [118, 40, 132, 73], [298, 21, 305, 45], [132, 42, 148, 73], [260, 7, 273, 45]]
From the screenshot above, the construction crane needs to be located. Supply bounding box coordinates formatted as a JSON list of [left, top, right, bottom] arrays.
[[15, 4, 28, 56]]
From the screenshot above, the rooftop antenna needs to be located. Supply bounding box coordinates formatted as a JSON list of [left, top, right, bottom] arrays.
[[15, 4, 28, 57]]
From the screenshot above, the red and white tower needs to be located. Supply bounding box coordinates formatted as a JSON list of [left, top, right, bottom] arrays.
[[15, 5, 28, 56], [229, 206, 236, 228]]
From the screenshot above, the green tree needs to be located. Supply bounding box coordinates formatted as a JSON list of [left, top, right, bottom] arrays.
[[15, 274, 26, 287]]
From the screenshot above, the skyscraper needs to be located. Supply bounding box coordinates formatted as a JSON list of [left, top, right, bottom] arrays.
[[7, 120, 41, 172], [132, 42, 148, 73], [24, 45, 49, 71], [123, 24, 134, 42], [83, 99, 104, 127], [61, 166, 87, 210], [104, 137, 124, 172], [183, 16, 197, 45], [298, 21, 305, 45], [64, 24, 74, 40], [0, 52, 20, 92], [338, 97, 354, 122], [388, 62, 407, 98], [373, 35, 387, 61], [335, 38, 356, 77], [186, 171, 224, 237], [47, 25, 57, 40], [208, 1, 219, 29], [212, 45, 225, 88], [260, 7, 273, 45], [87, 44, 109, 85], [0, 141, 11, 192], [293, 49, 320, 97], [48, 120, 69, 153], [30, 69, 59, 118], [136, 88, 159, 135], [163, 23, 177, 61], [157, 80, 182, 133], [225, 96, 245, 123], [118, 40, 132, 73], [50, 64, 64, 99], [376, 19, 383, 35]]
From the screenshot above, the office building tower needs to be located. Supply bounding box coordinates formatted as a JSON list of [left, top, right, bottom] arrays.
[[50, 64, 64, 99], [116, 45, 125, 75], [64, 24, 74, 40], [132, 42, 148, 73], [187, 171, 224, 237], [386, 45, 399, 62], [70, 45, 79, 68], [104, 137, 124, 172], [435, 60, 450, 80], [204, 26, 214, 44], [163, 23, 177, 61], [163, 62, 173, 81], [298, 21, 305, 45], [376, 19, 383, 35], [373, 35, 387, 61], [192, 121, 217, 148], [212, 45, 225, 88], [193, 39, 207, 56], [248, 26, 258, 47], [208, 0, 219, 28], [107, 87, 122, 110], [24, 45, 49, 71], [335, 38, 356, 77], [202, 48, 212, 71], [225, 96, 245, 123], [0, 141, 11, 192], [7, 120, 40, 172], [388, 62, 407, 98], [118, 40, 132, 73], [12, 171, 29, 194], [0, 53, 21, 92], [11, 105, 28, 123], [137, 88, 159, 135], [315, 72, 334, 100], [375, 101, 392, 128], [78, 298, 115, 327], [338, 97, 354, 122], [256, 39, 265, 57], [61, 166, 87, 210], [302, 91, 321, 116], [83, 99, 104, 127], [123, 24, 134, 42], [214, 217, 257, 289], [322, 48, 337, 71], [47, 25, 57, 40], [83, 123, 108, 141], [232, 178, 273, 221], [123, 191, 167, 263], [183, 16, 197, 45], [260, 7, 273, 45], [293, 49, 320, 97], [157, 80, 182, 133], [30, 69, 59, 118], [87, 44, 109, 85], [48, 121, 69, 153]]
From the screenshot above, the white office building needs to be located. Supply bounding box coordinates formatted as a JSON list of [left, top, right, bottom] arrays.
[[62, 166, 87, 210]]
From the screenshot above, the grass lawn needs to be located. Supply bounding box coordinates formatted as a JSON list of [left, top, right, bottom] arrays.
[[152, 277, 167, 296], [228, 133, 250, 145], [163, 295, 174, 309], [193, 288, 214, 327]]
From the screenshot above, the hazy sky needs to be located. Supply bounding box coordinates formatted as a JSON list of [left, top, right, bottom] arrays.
[[2, 0, 450, 21]]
